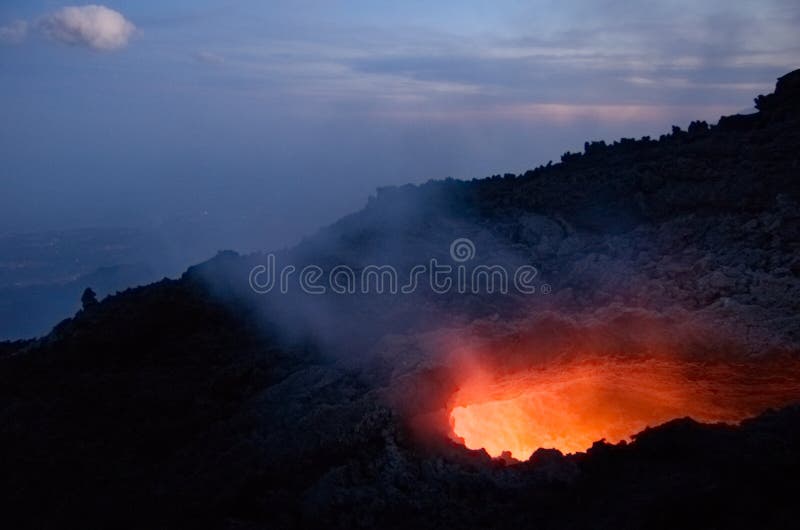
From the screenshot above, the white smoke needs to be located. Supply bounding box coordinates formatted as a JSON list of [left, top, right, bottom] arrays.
[[39, 5, 135, 51]]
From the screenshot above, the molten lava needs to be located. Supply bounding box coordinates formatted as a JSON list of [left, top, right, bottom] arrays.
[[450, 357, 800, 460]]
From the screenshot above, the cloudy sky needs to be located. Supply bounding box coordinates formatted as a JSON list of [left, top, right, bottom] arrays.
[[1, 1, 798, 252]]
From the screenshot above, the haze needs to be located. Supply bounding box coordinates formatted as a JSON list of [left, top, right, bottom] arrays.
[[1, 0, 798, 256]]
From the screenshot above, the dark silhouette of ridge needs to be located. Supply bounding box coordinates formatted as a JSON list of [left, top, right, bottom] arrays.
[[1, 70, 799, 530]]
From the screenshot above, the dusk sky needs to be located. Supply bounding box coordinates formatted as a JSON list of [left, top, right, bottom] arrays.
[[1, 1, 798, 252]]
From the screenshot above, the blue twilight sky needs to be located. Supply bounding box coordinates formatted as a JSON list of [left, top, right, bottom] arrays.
[[1, 1, 798, 253]]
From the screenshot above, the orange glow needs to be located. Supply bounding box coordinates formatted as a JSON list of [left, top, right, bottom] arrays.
[[450, 357, 800, 460]]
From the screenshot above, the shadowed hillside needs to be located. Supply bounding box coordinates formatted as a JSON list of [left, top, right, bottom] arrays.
[[1, 70, 800, 530]]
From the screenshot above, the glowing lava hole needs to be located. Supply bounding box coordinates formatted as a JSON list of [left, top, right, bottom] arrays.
[[450, 357, 800, 460]]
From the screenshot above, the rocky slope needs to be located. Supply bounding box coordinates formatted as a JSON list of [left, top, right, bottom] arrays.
[[1, 70, 799, 529]]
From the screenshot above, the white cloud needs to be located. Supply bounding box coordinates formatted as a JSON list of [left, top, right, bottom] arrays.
[[39, 5, 135, 51], [0, 20, 28, 44], [194, 51, 225, 65]]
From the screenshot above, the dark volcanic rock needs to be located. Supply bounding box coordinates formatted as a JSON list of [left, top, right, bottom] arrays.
[[1, 70, 800, 529]]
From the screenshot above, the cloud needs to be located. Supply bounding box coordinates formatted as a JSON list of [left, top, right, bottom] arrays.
[[39, 5, 135, 51], [194, 51, 225, 65], [0, 20, 28, 44]]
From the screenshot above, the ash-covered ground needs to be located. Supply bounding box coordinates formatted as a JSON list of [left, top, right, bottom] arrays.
[[1, 70, 800, 529]]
